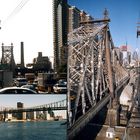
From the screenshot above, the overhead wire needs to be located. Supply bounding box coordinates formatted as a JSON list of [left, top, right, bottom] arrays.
[[2, 0, 30, 26]]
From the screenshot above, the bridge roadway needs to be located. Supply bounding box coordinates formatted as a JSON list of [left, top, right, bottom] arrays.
[[0, 99, 67, 114], [0, 106, 67, 114], [68, 76, 130, 140], [96, 72, 140, 140], [68, 94, 110, 139]]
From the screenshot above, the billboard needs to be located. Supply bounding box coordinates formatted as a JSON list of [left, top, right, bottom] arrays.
[[120, 45, 127, 51]]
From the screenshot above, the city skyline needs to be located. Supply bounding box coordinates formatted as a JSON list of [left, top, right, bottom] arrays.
[[0, 95, 65, 107], [0, 0, 139, 66], [68, 0, 140, 57], [0, 0, 53, 65]]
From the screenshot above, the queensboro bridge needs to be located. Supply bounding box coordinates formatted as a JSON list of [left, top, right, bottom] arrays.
[[1, 43, 16, 72]]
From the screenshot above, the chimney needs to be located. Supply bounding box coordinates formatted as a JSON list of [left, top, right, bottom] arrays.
[[21, 42, 25, 68]]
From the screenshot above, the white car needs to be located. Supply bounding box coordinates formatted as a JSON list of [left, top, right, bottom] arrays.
[[0, 87, 37, 94], [53, 84, 67, 93]]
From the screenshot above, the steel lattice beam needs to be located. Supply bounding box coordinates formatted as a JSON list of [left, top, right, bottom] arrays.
[[67, 22, 129, 128]]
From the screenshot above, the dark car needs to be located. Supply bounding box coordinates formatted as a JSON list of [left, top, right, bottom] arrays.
[[14, 78, 27, 87], [21, 84, 38, 93], [0, 87, 37, 94]]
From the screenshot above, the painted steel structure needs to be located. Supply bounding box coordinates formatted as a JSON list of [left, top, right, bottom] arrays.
[[1, 43, 15, 71], [67, 15, 129, 139]]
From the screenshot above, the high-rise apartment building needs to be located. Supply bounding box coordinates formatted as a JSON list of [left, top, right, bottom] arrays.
[[80, 10, 93, 22], [68, 6, 81, 33], [68, 6, 93, 33], [53, 1, 94, 73], [53, 0, 68, 72]]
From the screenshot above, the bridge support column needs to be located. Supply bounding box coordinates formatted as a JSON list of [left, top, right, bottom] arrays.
[[106, 98, 120, 126], [3, 112, 6, 122], [43, 111, 47, 120], [46, 111, 52, 120], [28, 111, 36, 120], [23, 112, 26, 120]]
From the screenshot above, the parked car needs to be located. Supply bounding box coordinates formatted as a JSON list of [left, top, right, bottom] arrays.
[[0, 87, 37, 94], [14, 78, 27, 87], [21, 84, 38, 92], [57, 79, 67, 85], [53, 83, 67, 93]]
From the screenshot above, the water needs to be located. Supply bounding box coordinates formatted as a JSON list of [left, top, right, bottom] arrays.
[[0, 120, 67, 140]]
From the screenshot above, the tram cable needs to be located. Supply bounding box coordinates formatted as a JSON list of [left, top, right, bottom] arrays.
[[2, 0, 30, 26]]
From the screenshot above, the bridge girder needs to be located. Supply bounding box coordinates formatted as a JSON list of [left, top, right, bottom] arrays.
[[67, 22, 129, 127], [0, 99, 67, 114]]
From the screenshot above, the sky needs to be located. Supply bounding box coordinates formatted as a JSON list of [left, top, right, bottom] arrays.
[[0, 0, 139, 65], [68, 0, 140, 56], [0, 0, 53, 65], [0, 94, 66, 118]]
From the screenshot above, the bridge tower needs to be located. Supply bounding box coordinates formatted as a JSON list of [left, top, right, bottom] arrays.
[[1, 43, 16, 71], [17, 102, 26, 120]]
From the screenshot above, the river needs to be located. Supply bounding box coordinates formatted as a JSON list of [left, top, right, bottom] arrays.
[[0, 120, 67, 140]]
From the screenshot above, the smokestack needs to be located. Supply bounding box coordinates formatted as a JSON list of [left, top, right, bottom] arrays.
[[21, 42, 25, 68]]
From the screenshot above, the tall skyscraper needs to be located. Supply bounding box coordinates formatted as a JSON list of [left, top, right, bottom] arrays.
[[127, 51, 131, 64], [132, 51, 138, 61], [53, 0, 68, 72]]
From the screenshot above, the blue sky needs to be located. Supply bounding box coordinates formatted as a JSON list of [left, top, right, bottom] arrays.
[[68, 0, 140, 54], [0, 0, 139, 64]]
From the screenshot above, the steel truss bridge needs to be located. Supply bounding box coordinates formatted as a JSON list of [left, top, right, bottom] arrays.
[[0, 99, 66, 114], [67, 17, 130, 139]]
